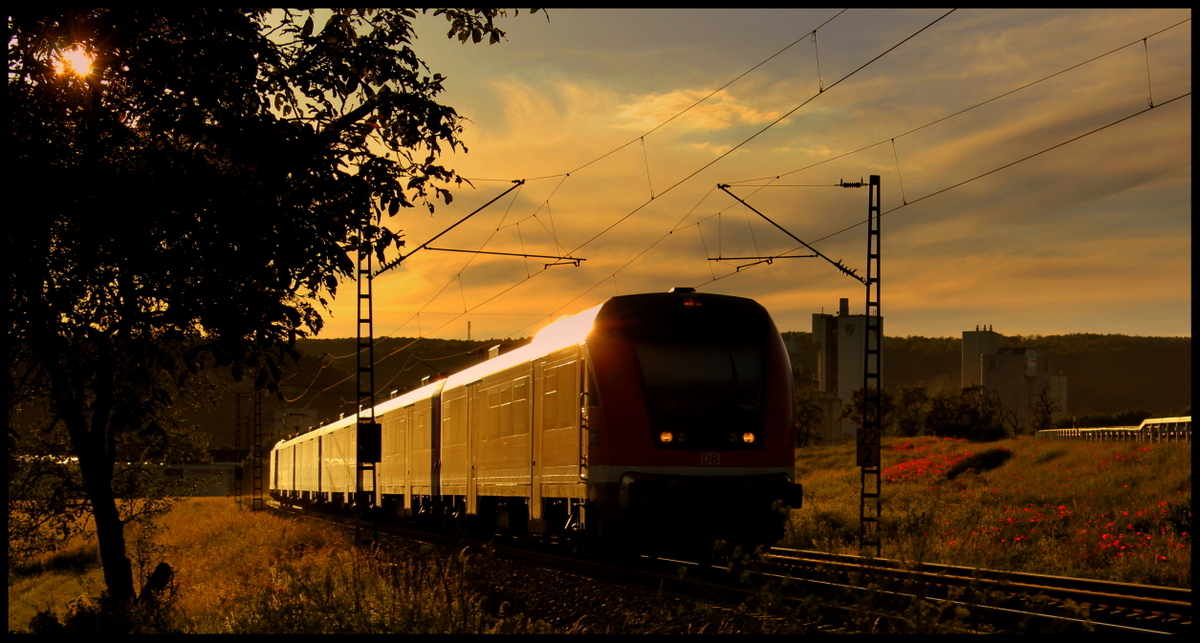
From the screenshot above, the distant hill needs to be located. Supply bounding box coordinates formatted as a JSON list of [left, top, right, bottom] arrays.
[[189, 331, 1189, 450], [783, 331, 1191, 418], [186, 335, 528, 449]]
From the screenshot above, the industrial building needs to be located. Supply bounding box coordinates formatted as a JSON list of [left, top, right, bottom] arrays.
[[963, 326, 1068, 432], [811, 298, 882, 444]]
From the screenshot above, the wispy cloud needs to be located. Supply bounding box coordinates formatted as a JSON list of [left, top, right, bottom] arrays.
[[327, 9, 1191, 340], [615, 88, 784, 132]]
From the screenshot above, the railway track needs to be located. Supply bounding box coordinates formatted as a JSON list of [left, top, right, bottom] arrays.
[[268, 503, 1190, 633], [461, 541, 1193, 633], [754, 547, 1192, 633]]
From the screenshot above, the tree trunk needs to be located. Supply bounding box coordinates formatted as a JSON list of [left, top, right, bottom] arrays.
[[51, 355, 138, 603], [87, 475, 136, 602]]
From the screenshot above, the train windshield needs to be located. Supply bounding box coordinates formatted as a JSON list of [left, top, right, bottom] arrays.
[[633, 342, 764, 450]]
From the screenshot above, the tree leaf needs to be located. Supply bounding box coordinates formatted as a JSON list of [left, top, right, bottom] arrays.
[[9, 7, 530, 603]]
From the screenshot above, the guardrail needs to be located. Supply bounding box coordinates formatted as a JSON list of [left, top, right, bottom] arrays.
[[1036, 416, 1191, 443]]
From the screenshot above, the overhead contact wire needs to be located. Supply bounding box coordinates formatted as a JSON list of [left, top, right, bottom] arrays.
[[726, 16, 1190, 186], [565, 9, 957, 257], [698, 91, 1192, 286]]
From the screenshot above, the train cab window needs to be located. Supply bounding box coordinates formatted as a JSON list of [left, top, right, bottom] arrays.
[[635, 343, 761, 389], [634, 342, 765, 450]]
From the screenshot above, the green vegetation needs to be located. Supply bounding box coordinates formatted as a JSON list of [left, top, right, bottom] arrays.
[[787, 436, 1192, 587]]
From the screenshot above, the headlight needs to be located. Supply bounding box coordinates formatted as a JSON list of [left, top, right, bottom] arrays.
[[742, 432, 756, 444], [659, 431, 674, 443]]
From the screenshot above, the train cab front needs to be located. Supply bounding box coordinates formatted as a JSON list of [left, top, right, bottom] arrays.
[[614, 470, 801, 556], [584, 290, 801, 557]]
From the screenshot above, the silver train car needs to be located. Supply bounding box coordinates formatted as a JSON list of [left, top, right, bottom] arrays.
[[270, 289, 802, 554]]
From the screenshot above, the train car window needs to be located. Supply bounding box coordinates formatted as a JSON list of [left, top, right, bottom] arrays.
[[444, 395, 466, 447], [414, 409, 429, 450], [482, 381, 520, 441], [500, 385, 513, 437], [541, 368, 557, 432], [540, 361, 579, 432], [557, 362, 578, 430], [486, 388, 502, 441], [513, 377, 530, 436]]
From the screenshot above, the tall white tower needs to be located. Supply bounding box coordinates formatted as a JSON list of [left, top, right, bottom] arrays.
[[813, 298, 883, 443]]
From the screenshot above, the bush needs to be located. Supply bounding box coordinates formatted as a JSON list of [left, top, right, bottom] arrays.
[[944, 448, 1013, 479]]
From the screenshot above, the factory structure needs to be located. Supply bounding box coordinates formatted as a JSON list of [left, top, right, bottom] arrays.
[[963, 325, 1069, 432], [809, 297, 880, 444], [804, 301, 1069, 441]]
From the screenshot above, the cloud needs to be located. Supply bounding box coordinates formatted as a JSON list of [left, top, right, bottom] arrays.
[[615, 88, 784, 132], [314, 10, 1191, 341]]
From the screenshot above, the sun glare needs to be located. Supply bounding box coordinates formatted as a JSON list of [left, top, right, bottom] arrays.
[[55, 45, 93, 77]]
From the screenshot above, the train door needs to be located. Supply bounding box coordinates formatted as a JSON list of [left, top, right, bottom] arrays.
[[402, 404, 414, 514], [317, 435, 323, 501], [530, 357, 546, 526], [540, 349, 581, 484], [466, 381, 480, 515], [578, 356, 590, 482]]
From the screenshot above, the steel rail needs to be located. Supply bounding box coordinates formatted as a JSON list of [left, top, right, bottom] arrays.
[[764, 547, 1192, 633], [266, 503, 1189, 633]]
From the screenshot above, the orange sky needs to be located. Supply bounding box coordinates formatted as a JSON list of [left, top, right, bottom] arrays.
[[311, 9, 1191, 341]]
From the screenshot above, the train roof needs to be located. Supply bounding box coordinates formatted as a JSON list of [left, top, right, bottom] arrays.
[[442, 302, 605, 388], [271, 290, 770, 451], [272, 377, 445, 450]]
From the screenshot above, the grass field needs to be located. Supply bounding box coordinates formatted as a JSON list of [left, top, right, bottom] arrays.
[[8, 497, 550, 634], [785, 435, 1191, 587], [8, 435, 1191, 632]]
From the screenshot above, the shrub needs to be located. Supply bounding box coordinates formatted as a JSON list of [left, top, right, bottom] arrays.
[[945, 448, 1013, 479]]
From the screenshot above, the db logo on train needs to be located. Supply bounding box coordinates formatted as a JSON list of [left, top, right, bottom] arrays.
[[701, 452, 720, 465]]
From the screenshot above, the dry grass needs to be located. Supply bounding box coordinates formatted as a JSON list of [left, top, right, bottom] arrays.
[[8, 511, 105, 633], [786, 436, 1192, 587], [11, 438, 1189, 632], [9, 498, 549, 634]]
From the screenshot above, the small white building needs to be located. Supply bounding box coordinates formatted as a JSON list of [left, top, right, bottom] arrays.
[[812, 298, 883, 444]]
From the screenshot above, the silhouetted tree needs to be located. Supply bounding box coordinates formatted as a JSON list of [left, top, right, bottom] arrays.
[[891, 385, 930, 437], [1029, 383, 1061, 435], [793, 380, 825, 447], [838, 387, 895, 436], [924, 386, 1010, 441], [8, 8, 534, 610]]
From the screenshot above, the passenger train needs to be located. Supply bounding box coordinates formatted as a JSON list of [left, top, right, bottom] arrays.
[[270, 289, 802, 555]]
